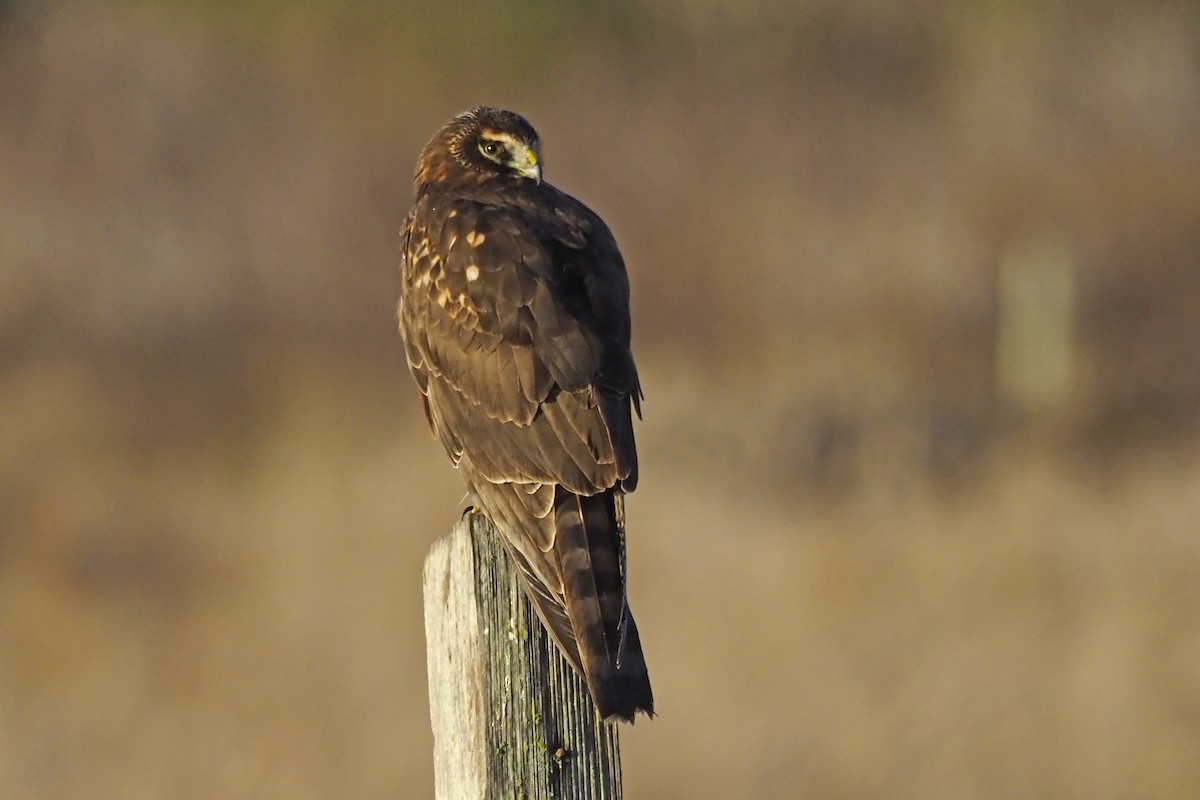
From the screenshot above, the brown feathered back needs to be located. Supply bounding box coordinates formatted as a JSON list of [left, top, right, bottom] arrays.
[[399, 107, 651, 720]]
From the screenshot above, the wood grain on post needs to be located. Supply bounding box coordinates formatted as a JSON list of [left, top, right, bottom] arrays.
[[423, 512, 623, 799]]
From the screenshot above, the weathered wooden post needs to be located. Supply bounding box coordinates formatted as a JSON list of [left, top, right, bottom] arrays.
[[423, 512, 623, 799]]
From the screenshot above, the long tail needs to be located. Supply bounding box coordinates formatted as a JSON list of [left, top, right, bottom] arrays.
[[553, 487, 653, 721]]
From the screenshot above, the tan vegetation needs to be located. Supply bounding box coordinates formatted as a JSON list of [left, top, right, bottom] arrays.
[[2, 2, 1198, 797]]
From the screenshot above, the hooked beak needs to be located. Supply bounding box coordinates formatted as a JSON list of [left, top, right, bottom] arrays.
[[514, 147, 541, 183]]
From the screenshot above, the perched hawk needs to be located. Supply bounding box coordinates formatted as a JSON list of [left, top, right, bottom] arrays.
[[399, 108, 653, 721]]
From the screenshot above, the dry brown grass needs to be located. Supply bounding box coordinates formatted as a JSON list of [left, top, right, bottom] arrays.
[[2, 3, 1198, 797]]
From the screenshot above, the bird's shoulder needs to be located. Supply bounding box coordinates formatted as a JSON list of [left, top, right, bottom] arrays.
[[408, 180, 616, 255]]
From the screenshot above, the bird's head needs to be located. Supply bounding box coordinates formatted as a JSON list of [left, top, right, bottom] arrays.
[[417, 107, 543, 190]]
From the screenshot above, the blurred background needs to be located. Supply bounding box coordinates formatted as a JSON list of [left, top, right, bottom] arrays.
[[2, 1, 1199, 797]]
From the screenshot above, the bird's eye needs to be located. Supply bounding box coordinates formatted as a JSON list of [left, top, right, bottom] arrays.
[[480, 140, 504, 159]]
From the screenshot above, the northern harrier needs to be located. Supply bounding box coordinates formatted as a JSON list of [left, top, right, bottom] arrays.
[[398, 108, 653, 721]]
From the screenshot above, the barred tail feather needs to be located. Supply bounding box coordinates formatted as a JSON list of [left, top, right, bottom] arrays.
[[553, 488, 653, 721]]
